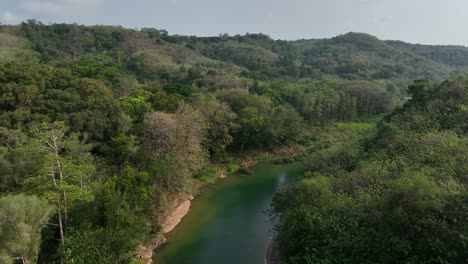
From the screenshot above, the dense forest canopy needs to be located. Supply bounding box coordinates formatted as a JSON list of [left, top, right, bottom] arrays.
[[0, 20, 467, 263], [271, 77, 468, 263]]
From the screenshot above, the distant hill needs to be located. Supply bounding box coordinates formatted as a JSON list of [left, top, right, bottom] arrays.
[[292, 32, 454, 81], [386, 40, 468, 67], [2, 22, 468, 93], [164, 31, 466, 84]]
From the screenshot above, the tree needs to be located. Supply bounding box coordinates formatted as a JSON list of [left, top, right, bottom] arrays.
[[142, 111, 178, 161], [343, 81, 394, 117], [142, 103, 207, 192], [193, 94, 237, 159], [0, 194, 53, 264], [0, 128, 44, 190], [407, 79, 432, 105], [238, 107, 265, 154], [26, 122, 95, 247], [266, 104, 303, 144], [121, 93, 152, 123], [271, 77, 468, 263]]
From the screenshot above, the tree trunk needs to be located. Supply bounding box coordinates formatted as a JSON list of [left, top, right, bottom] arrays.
[[57, 202, 65, 245], [54, 148, 68, 231]]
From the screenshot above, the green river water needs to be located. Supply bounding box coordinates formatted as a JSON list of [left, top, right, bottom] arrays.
[[153, 161, 305, 264]]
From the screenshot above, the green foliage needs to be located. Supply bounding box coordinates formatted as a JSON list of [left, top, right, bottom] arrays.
[[121, 94, 152, 123], [164, 83, 199, 97], [227, 160, 240, 172], [272, 77, 468, 263], [387, 40, 468, 68], [60, 167, 155, 263], [59, 224, 147, 264], [3, 21, 468, 263], [197, 165, 221, 182], [0, 194, 53, 264], [266, 104, 303, 144], [74, 54, 123, 84], [193, 94, 237, 159], [294, 33, 453, 81], [238, 107, 265, 150], [106, 133, 140, 166]]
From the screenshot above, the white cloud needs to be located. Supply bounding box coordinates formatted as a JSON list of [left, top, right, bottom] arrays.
[[1, 11, 23, 25], [19, 0, 103, 16]]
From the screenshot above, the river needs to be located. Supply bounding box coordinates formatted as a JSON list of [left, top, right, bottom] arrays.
[[153, 161, 305, 264]]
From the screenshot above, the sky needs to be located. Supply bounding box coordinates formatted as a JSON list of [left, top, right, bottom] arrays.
[[0, 0, 467, 45]]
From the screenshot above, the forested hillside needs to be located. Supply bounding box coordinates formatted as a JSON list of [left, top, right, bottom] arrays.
[[387, 40, 468, 68], [0, 20, 467, 263], [272, 78, 468, 263]]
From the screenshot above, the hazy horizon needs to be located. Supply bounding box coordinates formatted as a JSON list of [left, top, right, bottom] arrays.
[[1, 0, 468, 46]]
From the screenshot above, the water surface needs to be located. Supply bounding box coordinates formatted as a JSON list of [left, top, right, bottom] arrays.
[[153, 161, 305, 264]]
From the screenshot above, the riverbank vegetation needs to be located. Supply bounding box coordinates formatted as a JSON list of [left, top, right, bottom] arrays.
[[0, 20, 467, 263], [271, 78, 468, 263]]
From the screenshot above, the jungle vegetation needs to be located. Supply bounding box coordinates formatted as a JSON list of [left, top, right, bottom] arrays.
[[0, 20, 467, 263]]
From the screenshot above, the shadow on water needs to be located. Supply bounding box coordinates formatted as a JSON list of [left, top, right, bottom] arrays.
[[153, 161, 306, 264]]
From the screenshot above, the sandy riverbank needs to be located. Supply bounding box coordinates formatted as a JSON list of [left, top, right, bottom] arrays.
[[161, 199, 192, 233], [136, 197, 193, 264]]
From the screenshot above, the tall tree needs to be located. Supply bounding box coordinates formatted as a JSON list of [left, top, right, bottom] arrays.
[[26, 122, 95, 247], [193, 94, 237, 159], [0, 194, 53, 264], [237, 107, 265, 154], [142, 103, 207, 192]]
